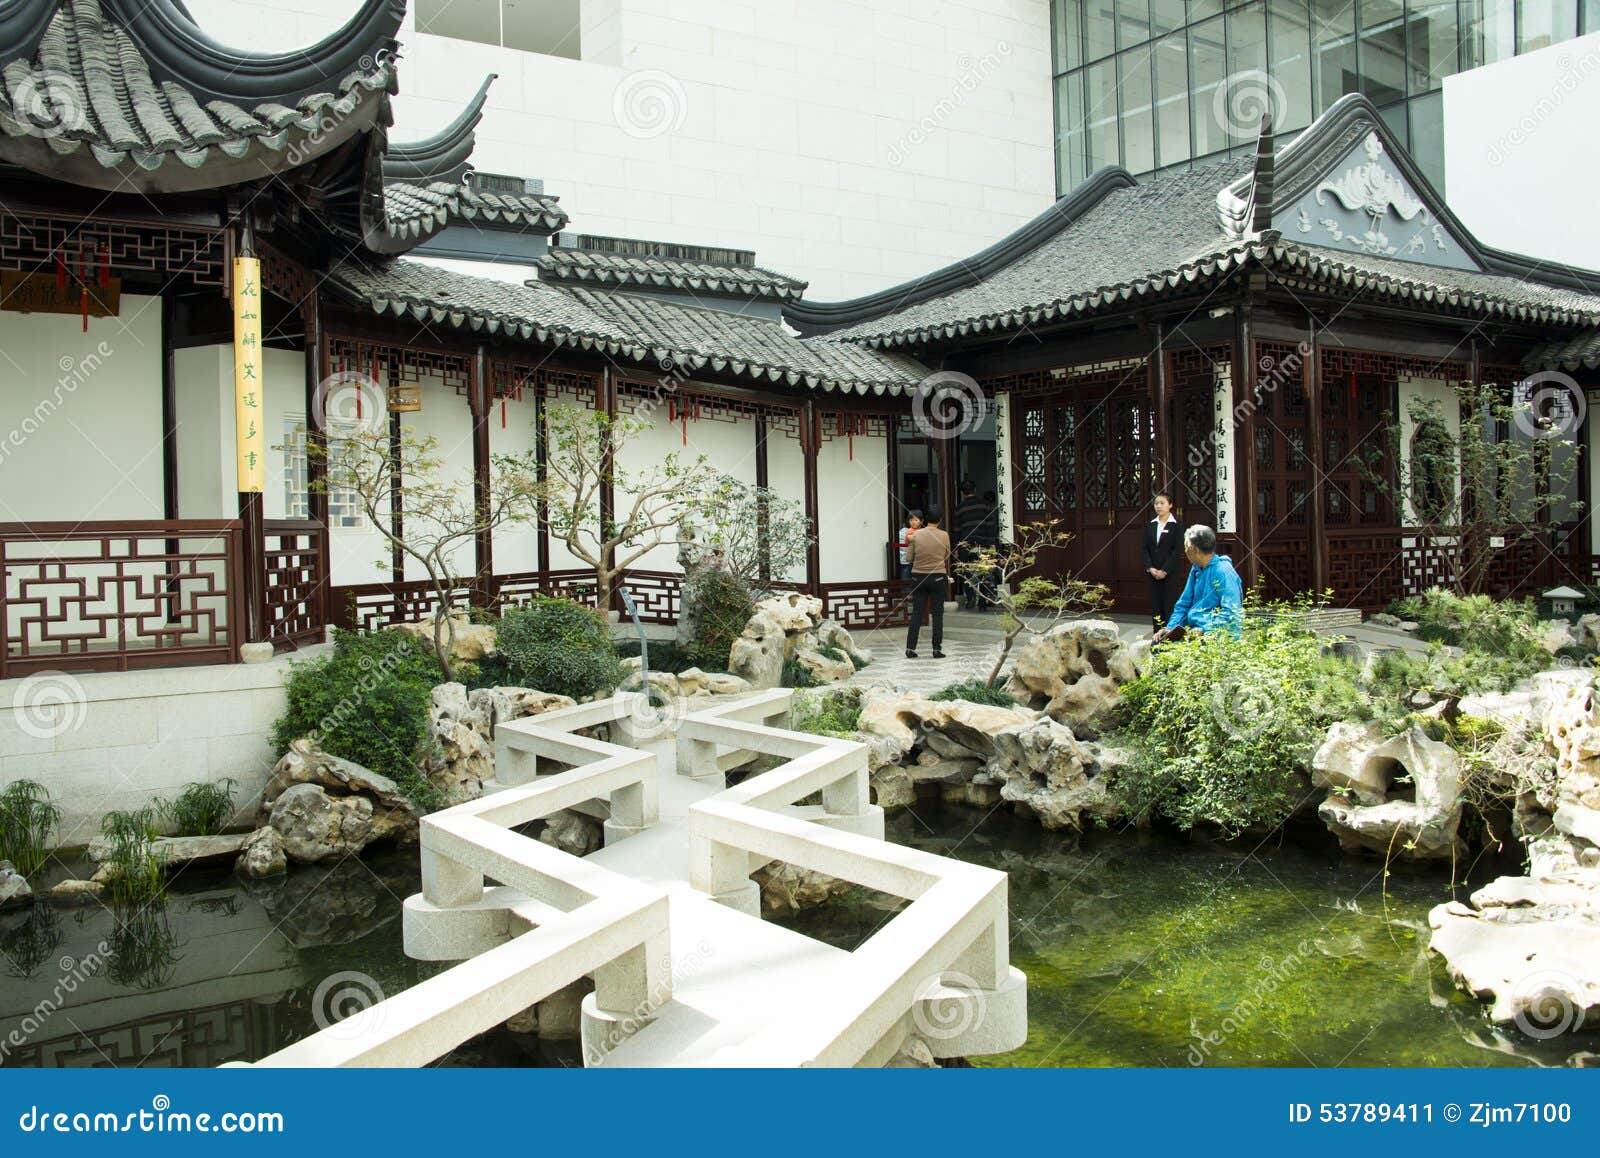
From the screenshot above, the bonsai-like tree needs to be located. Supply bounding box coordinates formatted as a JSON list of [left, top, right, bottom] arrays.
[[682, 473, 813, 592], [1365, 380, 1584, 596], [512, 405, 713, 613], [955, 520, 1112, 689], [311, 428, 539, 680]]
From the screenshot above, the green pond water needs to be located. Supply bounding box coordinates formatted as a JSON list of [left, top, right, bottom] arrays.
[[1, 808, 1591, 1067]]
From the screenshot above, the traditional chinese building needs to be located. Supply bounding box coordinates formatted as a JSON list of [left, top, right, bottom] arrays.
[[2, 0, 1598, 692]]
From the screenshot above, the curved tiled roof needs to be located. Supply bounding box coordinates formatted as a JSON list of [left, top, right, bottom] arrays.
[[0, 0, 395, 191], [1526, 329, 1600, 371], [380, 180, 568, 243], [327, 257, 927, 395], [537, 247, 809, 301]]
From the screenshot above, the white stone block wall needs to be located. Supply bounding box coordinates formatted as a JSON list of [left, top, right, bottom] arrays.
[[182, 0, 1056, 299], [0, 658, 301, 846]]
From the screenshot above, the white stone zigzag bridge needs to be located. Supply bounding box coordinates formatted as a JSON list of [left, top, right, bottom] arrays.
[[253, 690, 1026, 1066]]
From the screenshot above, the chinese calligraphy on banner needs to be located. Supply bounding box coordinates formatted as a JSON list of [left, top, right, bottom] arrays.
[[233, 255, 264, 492], [1212, 362, 1235, 533]]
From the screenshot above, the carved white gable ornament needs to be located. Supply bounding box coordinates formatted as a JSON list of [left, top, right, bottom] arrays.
[[1292, 132, 1458, 263]]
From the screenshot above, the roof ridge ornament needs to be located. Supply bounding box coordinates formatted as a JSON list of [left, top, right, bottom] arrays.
[[383, 71, 496, 185]]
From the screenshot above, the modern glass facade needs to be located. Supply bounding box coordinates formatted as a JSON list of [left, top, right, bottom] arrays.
[[1051, 0, 1600, 193]]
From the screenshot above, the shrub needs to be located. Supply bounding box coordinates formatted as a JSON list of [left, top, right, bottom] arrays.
[[616, 640, 697, 674], [98, 807, 165, 905], [930, 680, 1018, 707], [0, 780, 60, 876], [790, 688, 863, 737], [1354, 643, 1546, 733], [1116, 597, 1357, 836], [1389, 588, 1545, 666], [272, 628, 440, 806], [781, 657, 819, 688], [680, 568, 754, 672], [158, 779, 236, 837], [497, 598, 625, 699]]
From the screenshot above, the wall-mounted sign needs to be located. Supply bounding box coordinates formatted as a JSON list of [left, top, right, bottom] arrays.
[[388, 382, 422, 412], [0, 269, 121, 317], [233, 256, 265, 493]]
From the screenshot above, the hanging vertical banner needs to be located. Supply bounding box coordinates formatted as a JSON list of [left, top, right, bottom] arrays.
[[232, 255, 265, 492], [1212, 362, 1236, 533]]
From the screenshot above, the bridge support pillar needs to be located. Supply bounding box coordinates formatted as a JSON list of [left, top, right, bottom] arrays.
[[580, 932, 673, 1064], [690, 832, 762, 916], [421, 847, 483, 908]]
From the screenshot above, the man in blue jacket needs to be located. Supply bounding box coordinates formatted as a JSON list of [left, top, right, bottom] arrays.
[[1153, 524, 1244, 641]]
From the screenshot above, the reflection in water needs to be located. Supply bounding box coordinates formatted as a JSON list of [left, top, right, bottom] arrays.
[[3, 811, 1596, 1068]]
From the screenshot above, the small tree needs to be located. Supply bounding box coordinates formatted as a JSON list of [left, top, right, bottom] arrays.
[[955, 520, 1112, 688], [513, 405, 713, 613], [1366, 381, 1583, 596], [311, 428, 539, 680], [683, 473, 813, 591]]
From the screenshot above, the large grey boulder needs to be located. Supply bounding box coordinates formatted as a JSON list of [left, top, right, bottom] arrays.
[[0, 860, 32, 909], [235, 826, 288, 879], [538, 810, 603, 857], [728, 593, 866, 688], [1316, 725, 1464, 860], [1004, 619, 1144, 726], [1310, 721, 1390, 804], [259, 740, 421, 862]]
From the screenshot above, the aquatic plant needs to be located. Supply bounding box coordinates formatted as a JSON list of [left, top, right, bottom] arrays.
[[0, 779, 61, 876], [98, 807, 165, 905], [158, 778, 237, 837]]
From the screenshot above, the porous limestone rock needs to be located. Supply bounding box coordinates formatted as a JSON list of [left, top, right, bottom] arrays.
[[539, 810, 603, 857], [753, 859, 853, 918], [887, 1035, 938, 1068], [1575, 612, 1600, 652], [728, 594, 865, 688], [814, 618, 874, 668], [424, 683, 494, 806], [1003, 619, 1144, 726], [729, 606, 789, 689], [235, 826, 288, 879], [87, 832, 250, 869], [1539, 619, 1577, 655], [794, 645, 856, 683], [259, 740, 421, 861], [46, 877, 103, 905], [390, 611, 497, 662], [1310, 721, 1390, 804], [982, 716, 1126, 831], [1316, 725, 1463, 860], [1428, 835, 1600, 1035], [0, 860, 32, 908]]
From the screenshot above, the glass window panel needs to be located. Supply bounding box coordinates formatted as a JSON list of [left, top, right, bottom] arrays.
[[1151, 0, 1187, 36], [502, 0, 581, 57], [1190, 0, 1223, 20], [1311, 0, 1358, 112], [415, 0, 498, 46], [1269, 0, 1313, 130], [1587, 0, 1600, 33], [1054, 0, 1085, 72], [1408, 92, 1446, 192], [1379, 99, 1408, 145], [1155, 32, 1192, 165], [1471, 0, 1518, 63], [1085, 0, 1118, 60], [1086, 58, 1122, 169], [1056, 72, 1089, 191], [1519, 0, 1579, 50], [1407, 0, 1459, 93], [1358, 0, 1406, 105], [1120, 50, 1156, 172], [1225, 2, 1268, 145], [1189, 16, 1229, 156], [1118, 0, 1153, 48]]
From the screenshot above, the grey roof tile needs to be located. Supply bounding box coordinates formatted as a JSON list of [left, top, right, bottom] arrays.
[[382, 180, 570, 242], [328, 257, 927, 395], [537, 247, 808, 300]]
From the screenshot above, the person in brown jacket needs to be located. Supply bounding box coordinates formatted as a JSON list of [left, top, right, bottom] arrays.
[[904, 510, 951, 658]]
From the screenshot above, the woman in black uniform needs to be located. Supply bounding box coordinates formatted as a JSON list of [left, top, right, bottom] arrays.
[[1141, 492, 1186, 632]]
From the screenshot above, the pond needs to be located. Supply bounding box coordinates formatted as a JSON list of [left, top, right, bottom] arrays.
[[1, 809, 1588, 1067]]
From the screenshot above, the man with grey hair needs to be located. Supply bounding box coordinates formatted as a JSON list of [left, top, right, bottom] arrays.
[[1152, 524, 1243, 642]]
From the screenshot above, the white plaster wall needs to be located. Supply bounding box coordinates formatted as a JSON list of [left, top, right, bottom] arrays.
[[399, 373, 477, 583], [174, 345, 228, 519], [182, 0, 1056, 299], [541, 397, 598, 574], [0, 298, 162, 522], [1443, 32, 1600, 272], [816, 428, 890, 582], [1397, 376, 1461, 527], [763, 425, 810, 584], [492, 387, 542, 574]]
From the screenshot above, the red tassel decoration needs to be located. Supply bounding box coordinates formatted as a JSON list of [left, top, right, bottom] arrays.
[[501, 397, 506, 429], [1350, 371, 1356, 401], [81, 287, 88, 331], [98, 243, 110, 287], [55, 252, 66, 292]]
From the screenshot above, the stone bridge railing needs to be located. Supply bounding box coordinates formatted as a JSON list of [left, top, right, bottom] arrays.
[[252, 695, 669, 1067], [680, 690, 1026, 1065]]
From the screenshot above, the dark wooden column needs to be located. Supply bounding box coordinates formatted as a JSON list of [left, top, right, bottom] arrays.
[[232, 215, 267, 644], [1147, 319, 1170, 495], [802, 399, 821, 592], [387, 359, 405, 582], [1305, 321, 1328, 595], [1232, 302, 1260, 590], [535, 373, 550, 573], [470, 345, 492, 604], [598, 365, 618, 608], [885, 416, 901, 578], [754, 412, 771, 583], [302, 293, 331, 631], [161, 295, 179, 520]]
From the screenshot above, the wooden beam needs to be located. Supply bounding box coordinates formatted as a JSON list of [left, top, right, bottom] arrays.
[[1305, 322, 1328, 595], [1233, 302, 1260, 591], [599, 365, 617, 610], [755, 413, 771, 584], [802, 399, 821, 592], [1147, 319, 1170, 496], [303, 291, 331, 635], [161, 294, 179, 519], [387, 359, 404, 583], [471, 345, 492, 603]]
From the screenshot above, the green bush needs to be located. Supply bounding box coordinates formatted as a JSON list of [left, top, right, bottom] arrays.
[[0, 780, 60, 876], [158, 779, 236, 837], [930, 680, 1017, 707], [1116, 598, 1357, 835], [272, 629, 440, 806], [1388, 588, 1545, 665], [497, 598, 625, 699], [781, 657, 819, 688], [1354, 643, 1547, 733], [98, 807, 165, 905], [681, 568, 754, 672], [790, 688, 863, 737], [616, 640, 697, 674]]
